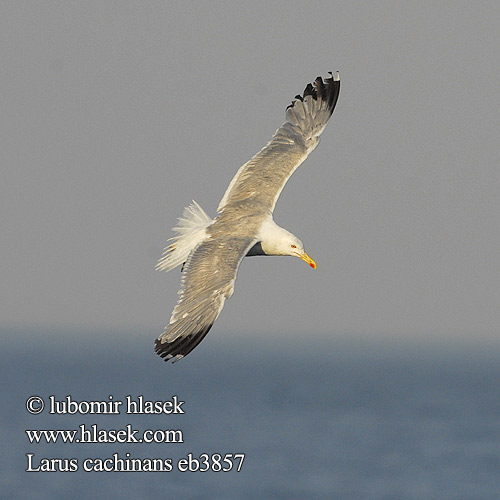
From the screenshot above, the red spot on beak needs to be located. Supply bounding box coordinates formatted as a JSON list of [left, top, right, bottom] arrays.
[[310, 263, 315, 269]]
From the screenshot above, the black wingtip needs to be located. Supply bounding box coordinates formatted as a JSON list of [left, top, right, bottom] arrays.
[[155, 324, 214, 363], [303, 82, 317, 99], [287, 71, 341, 115]]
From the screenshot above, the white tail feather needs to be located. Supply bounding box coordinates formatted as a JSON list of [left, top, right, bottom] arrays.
[[156, 200, 213, 272]]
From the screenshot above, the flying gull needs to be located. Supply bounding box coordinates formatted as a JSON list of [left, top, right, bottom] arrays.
[[156, 71, 341, 362]]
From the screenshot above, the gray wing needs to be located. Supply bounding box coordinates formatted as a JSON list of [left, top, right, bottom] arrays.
[[155, 236, 256, 362], [217, 72, 340, 214]]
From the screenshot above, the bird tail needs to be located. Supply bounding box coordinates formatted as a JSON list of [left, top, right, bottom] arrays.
[[156, 200, 213, 272]]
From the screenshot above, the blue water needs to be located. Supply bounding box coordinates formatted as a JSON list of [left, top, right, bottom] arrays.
[[2, 328, 499, 499]]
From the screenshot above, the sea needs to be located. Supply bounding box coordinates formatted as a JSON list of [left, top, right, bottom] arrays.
[[1, 327, 499, 500]]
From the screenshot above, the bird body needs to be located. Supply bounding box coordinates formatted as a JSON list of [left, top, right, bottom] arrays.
[[156, 72, 340, 362]]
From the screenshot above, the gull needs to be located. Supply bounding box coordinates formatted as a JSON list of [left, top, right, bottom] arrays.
[[155, 71, 340, 362]]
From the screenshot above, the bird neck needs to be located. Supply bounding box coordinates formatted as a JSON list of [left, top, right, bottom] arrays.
[[258, 218, 294, 256]]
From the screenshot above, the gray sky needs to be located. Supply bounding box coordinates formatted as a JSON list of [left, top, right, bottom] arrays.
[[2, 1, 499, 342]]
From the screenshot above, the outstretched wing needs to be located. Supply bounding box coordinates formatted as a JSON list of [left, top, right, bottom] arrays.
[[217, 72, 340, 214], [155, 236, 256, 362]]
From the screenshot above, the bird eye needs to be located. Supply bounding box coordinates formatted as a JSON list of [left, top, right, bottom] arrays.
[[291, 244, 296, 249]]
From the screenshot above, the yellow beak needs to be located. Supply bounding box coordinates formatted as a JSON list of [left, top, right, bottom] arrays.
[[297, 251, 317, 269]]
